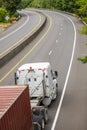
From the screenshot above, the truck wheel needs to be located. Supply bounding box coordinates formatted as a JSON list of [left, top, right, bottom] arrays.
[[42, 97, 51, 106]]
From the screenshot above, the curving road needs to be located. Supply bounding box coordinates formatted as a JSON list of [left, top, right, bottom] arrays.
[[0, 10, 44, 57], [0, 9, 87, 130]]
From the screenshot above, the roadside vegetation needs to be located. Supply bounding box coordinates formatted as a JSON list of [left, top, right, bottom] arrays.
[[77, 42, 87, 63], [80, 26, 87, 34], [78, 56, 87, 63], [0, 0, 87, 24], [0, 0, 87, 62], [20, 0, 87, 24], [0, 0, 21, 28]]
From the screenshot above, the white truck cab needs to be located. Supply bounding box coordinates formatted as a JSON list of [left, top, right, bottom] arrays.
[[15, 62, 58, 106]]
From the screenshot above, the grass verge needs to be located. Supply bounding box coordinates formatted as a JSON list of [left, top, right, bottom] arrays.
[[77, 56, 87, 63], [80, 25, 87, 34]]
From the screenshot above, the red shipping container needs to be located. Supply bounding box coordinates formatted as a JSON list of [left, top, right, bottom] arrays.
[[0, 85, 33, 130]]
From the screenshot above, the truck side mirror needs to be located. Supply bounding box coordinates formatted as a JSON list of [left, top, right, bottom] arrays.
[[53, 71, 58, 79], [14, 72, 18, 84], [54, 71, 58, 78]]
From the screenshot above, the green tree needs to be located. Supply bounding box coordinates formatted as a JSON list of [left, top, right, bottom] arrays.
[[55, 0, 63, 9], [7, 0, 86, 24], [20, 0, 32, 8], [31, 0, 41, 8], [75, 0, 87, 15], [75, 0, 87, 22], [0, 0, 3, 7], [3, 0, 21, 15], [0, 7, 8, 22]]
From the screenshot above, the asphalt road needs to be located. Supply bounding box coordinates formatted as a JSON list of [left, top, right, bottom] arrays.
[[53, 14, 87, 130], [0, 10, 44, 56], [0, 9, 87, 130]]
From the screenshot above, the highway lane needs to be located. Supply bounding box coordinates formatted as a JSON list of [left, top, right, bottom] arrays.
[[0, 10, 77, 130], [0, 10, 43, 57], [53, 14, 87, 130]]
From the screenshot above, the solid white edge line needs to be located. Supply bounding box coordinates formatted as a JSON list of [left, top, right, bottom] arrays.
[[0, 10, 29, 41], [51, 13, 77, 130]]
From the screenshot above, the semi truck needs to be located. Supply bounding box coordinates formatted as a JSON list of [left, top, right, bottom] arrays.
[[15, 62, 58, 106], [0, 85, 48, 130]]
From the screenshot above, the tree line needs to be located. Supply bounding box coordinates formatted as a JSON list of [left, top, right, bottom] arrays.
[[0, 0, 87, 23], [27, 0, 87, 23], [0, 0, 21, 22]]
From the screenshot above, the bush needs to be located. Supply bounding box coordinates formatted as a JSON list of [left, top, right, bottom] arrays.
[[78, 56, 87, 63], [80, 25, 87, 34], [82, 17, 87, 24], [0, 8, 9, 22]]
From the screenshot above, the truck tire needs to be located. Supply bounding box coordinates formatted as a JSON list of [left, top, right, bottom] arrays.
[[42, 97, 51, 106]]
